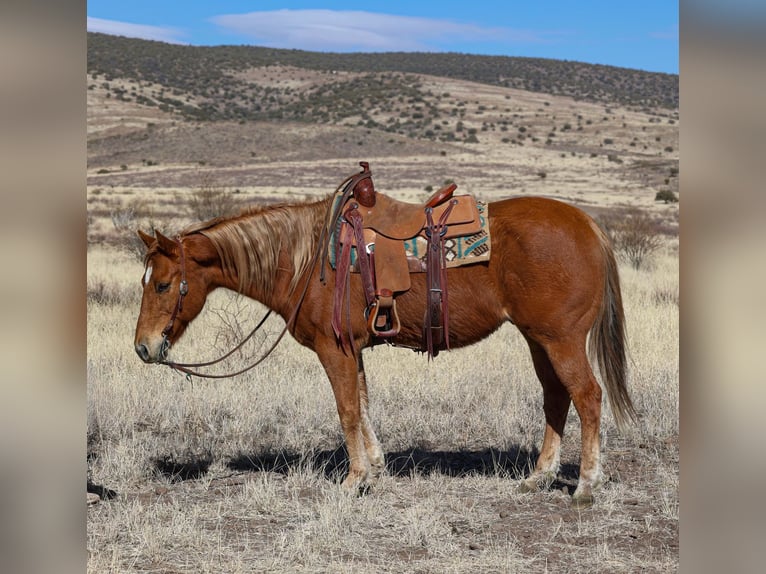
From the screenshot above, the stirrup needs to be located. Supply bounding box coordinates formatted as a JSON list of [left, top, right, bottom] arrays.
[[365, 290, 400, 337]]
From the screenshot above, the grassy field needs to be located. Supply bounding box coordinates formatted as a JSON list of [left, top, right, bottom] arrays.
[[87, 60, 678, 572], [87, 192, 677, 573]]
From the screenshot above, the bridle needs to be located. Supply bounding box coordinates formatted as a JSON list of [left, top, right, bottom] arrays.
[[157, 234, 278, 379], [160, 237, 188, 342]]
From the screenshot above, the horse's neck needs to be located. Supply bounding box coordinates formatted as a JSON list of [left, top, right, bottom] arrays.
[[203, 246, 298, 320], [209, 199, 326, 317], [243, 250, 301, 316]]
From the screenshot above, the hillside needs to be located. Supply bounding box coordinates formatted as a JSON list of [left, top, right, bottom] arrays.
[[87, 31, 679, 244], [87, 32, 678, 124]]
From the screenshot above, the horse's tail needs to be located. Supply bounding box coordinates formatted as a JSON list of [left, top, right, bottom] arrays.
[[589, 225, 637, 431]]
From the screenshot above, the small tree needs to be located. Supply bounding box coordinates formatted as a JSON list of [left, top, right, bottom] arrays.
[[110, 198, 156, 260], [600, 209, 663, 270], [188, 171, 237, 221]]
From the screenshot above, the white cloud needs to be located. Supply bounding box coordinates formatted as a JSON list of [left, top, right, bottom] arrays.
[[210, 9, 549, 52], [87, 17, 186, 44]]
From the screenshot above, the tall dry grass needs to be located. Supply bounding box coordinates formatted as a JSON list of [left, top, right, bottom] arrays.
[[87, 202, 678, 571]]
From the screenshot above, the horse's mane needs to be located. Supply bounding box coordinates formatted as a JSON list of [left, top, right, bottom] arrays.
[[181, 196, 332, 295]]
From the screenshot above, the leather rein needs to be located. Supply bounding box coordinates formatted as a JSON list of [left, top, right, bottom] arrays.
[[158, 177, 353, 380]]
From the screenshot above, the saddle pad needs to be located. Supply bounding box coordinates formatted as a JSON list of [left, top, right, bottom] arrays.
[[329, 201, 491, 270], [404, 201, 491, 269]]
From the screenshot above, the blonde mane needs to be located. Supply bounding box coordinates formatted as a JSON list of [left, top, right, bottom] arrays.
[[181, 197, 331, 295]]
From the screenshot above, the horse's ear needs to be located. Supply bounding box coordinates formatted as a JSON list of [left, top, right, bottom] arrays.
[[186, 234, 219, 266], [155, 231, 179, 256], [137, 229, 155, 249]]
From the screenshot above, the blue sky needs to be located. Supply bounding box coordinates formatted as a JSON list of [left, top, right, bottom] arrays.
[[87, 1, 678, 74]]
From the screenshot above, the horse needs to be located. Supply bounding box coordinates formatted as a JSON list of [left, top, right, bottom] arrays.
[[134, 192, 636, 507]]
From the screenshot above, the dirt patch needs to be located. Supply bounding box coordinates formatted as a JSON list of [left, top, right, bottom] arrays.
[[88, 435, 677, 572]]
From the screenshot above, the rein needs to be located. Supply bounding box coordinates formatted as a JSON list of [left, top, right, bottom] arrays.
[[160, 178, 352, 380]]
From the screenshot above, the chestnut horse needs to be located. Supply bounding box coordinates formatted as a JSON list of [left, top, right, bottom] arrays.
[[134, 194, 635, 506]]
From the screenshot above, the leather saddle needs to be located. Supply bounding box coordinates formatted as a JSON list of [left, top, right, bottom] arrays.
[[331, 162, 482, 357]]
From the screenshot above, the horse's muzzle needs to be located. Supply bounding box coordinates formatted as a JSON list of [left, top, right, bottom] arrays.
[[135, 343, 152, 363], [135, 335, 171, 363]]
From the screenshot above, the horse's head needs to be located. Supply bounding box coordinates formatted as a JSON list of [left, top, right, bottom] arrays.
[[134, 230, 218, 363]]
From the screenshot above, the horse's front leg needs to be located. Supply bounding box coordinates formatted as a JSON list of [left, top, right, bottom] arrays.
[[357, 353, 385, 483], [316, 340, 371, 492]]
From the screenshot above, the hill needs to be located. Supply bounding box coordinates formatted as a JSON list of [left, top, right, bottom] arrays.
[[87, 32, 678, 124], [87, 31, 679, 242]]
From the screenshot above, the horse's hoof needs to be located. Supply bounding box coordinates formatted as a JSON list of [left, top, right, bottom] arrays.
[[367, 462, 385, 484], [518, 471, 556, 494], [517, 479, 539, 493], [357, 483, 373, 497], [571, 493, 594, 509], [341, 468, 370, 494]]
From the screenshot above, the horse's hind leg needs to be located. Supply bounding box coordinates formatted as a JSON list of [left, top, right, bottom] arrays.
[[520, 339, 571, 493], [357, 354, 385, 483], [543, 338, 604, 507]]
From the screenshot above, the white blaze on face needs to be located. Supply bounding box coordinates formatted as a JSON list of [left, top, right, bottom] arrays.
[[143, 263, 153, 286]]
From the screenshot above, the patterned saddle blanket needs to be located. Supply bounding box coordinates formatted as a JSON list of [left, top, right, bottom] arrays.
[[329, 200, 491, 271]]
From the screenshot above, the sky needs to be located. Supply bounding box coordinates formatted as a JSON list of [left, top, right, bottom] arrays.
[[86, 1, 678, 74]]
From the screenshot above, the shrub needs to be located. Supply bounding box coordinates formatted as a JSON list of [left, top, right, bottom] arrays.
[[653, 285, 679, 306], [600, 209, 663, 270], [87, 280, 137, 307], [108, 198, 157, 259], [110, 207, 136, 231], [655, 189, 678, 204], [188, 171, 237, 221]]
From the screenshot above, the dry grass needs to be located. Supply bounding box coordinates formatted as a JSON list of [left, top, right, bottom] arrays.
[[87, 67, 678, 572], [87, 233, 677, 572]]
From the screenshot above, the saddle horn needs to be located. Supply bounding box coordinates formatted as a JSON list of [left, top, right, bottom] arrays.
[[353, 161, 376, 208]]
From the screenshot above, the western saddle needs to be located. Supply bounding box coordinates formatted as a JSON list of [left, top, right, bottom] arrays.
[[328, 162, 482, 358]]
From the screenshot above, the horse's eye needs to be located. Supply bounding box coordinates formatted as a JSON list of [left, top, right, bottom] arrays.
[[156, 282, 171, 294]]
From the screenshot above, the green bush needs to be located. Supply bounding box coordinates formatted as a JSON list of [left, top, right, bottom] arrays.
[[655, 189, 678, 204]]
